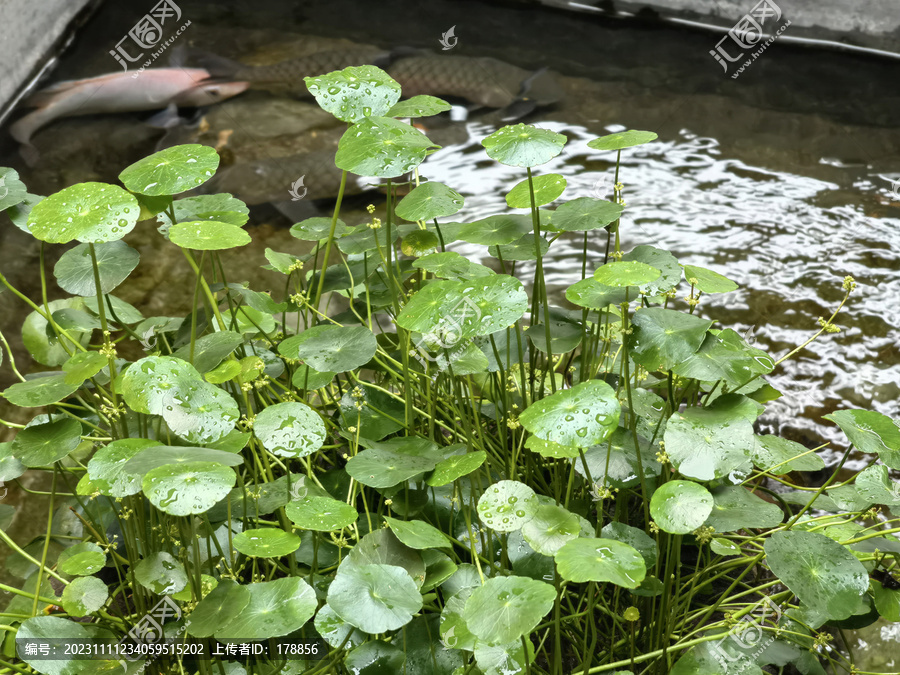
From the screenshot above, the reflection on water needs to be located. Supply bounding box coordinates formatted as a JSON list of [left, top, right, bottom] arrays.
[[424, 119, 900, 467]]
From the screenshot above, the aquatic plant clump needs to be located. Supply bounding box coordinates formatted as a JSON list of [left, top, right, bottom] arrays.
[[0, 65, 898, 675]]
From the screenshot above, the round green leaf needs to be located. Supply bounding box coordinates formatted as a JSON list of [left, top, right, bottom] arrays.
[[684, 264, 738, 294], [628, 308, 713, 372], [87, 438, 159, 497], [672, 329, 775, 389], [119, 144, 219, 196], [489, 233, 550, 262], [458, 214, 532, 246], [125, 445, 244, 474], [328, 563, 423, 633], [17, 616, 89, 675], [22, 298, 92, 366], [169, 193, 249, 226], [426, 450, 487, 486], [519, 380, 620, 447], [525, 436, 581, 459], [396, 181, 464, 221], [587, 130, 658, 151], [521, 503, 582, 556], [621, 245, 681, 297], [7, 192, 43, 234], [551, 197, 622, 232], [710, 538, 742, 557], [216, 577, 317, 640], [855, 464, 900, 507], [566, 278, 632, 310], [54, 240, 139, 296], [385, 516, 452, 549], [555, 537, 646, 588], [650, 480, 714, 535], [601, 522, 658, 568], [345, 640, 406, 674], [346, 447, 436, 488], [11, 417, 82, 467], [752, 435, 825, 474], [186, 579, 251, 638], [506, 174, 567, 208], [401, 229, 440, 257], [135, 551, 187, 595], [347, 528, 427, 586], [462, 575, 555, 645], [315, 603, 367, 649], [765, 530, 869, 621], [574, 428, 660, 489], [61, 575, 107, 616], [0, 442, 26, 483], [481, 123, 567, 168], [27, 182, 138, 243], [339, 383, 405, 440], [279, 325, 377, 373], [291, 364, 335, 390], [397, 276, 528, 340], [290, 216, 350, 241], [413, 251, 493, 280], [336, 116, 439, 178], [387, 95, 453, 118], [142, 461, 236, 516], [172, 331, 244, 374], [305, 65, 401, 123], [0, 167, 27, 211], [824, 409, 900, 469], [62, 351, 108, 386], [233, 528, 301, 558], [705, 486, 784, 533], [58, 542, 106, 576], [594, 261, 660, 288], [169, 220, 251, 250], [477, 480, 539, 533], [286, 496, 358, 531], [3, 374, 78, 408], [254, 401, 326, 459], [664, 407, 755, 481]]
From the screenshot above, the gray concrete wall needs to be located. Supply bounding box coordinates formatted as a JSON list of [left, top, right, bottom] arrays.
[[0, 0, 96, 120]]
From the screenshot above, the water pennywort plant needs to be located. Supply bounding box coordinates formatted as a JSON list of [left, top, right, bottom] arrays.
[[0, 64, 899, 675]]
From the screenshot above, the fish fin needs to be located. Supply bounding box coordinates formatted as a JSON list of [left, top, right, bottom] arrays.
[[179, 47, 245, 78], [499, 98, 537, 122], [22, 80, 82, 107], [19, 143, 40, 167], [144, 103, 183, 129]]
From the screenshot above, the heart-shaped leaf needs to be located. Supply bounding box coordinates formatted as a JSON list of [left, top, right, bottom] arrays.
[[481, 124, 567, 168], [385, 516, 452, 549], [54, 241, 139, 296], [396, 181, 464, 221], [462, 575, 555, 645], [60, 576, 107, 616], [551, 197, 622, 232], [336, 116, 439, 178], [3, 374, 79, 408], [216, 577, 317, 640], [520, 380, 620, 447], [506, 174, 567, 208], [650, 480, 714, 534], [628, 308, 713, 372], [119, 144, 219, 196], [555, 537, 646, 588], [142, 461, 236, 516], [765, 530, 868, 621], [427, 450, 487, 486], [253, 401, 326, 459], [27, 182, 139, 243], [279, 325, 377, 373], [328, 563, 423, 633], [824, 409, 900, 469], [305, 65, 402, 123], [11, 417, 82, 467], [664, 407, 755, 481]]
